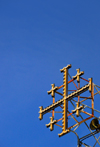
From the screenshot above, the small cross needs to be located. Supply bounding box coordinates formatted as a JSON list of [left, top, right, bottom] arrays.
[[72, 102, 84, 117], [47, 84, 58, 97], [46, 117, 57, 131], [73, 68, 84, 82]]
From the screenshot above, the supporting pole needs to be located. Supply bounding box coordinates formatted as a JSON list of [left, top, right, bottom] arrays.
[[70, 130, 80, 147]]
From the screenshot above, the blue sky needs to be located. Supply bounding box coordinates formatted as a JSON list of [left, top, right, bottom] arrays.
[[0, 0, 100, 147]]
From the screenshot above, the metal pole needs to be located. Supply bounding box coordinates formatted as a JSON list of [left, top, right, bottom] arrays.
[[70, 130, 80, 147]]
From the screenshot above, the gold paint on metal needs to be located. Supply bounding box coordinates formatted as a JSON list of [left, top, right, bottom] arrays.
[[39, 106, 43, 120], [46, 117, 57, 131], [47, 84, 58, 97], [73, 68, 84, 83], [88, 78, 92, 92]]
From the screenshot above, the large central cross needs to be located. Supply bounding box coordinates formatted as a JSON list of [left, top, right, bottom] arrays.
[[39, 64, 92, 137]]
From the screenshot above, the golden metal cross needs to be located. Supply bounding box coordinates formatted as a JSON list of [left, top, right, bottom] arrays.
[[73, 68, 84, 82], [46, 117, 57, 131]]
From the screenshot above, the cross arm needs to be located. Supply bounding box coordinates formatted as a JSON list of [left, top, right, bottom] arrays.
[[39, 84, 89, 120]]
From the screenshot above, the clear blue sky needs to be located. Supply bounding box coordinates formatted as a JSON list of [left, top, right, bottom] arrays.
[[0, 0, 100, 147]]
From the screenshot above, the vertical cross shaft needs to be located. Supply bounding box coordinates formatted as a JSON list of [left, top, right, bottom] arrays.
[[63, 68, 68, 131], [60, 64, 71, 131]]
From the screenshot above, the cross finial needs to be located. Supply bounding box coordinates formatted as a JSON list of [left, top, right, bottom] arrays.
[[46, 117, 57, 131], [72, 102, 84, 117], [73, 68, 84, 82], [47, 84, 58, 97]]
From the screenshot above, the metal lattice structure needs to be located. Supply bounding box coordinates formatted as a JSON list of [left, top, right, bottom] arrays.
[[39, 64, 100, 146]]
